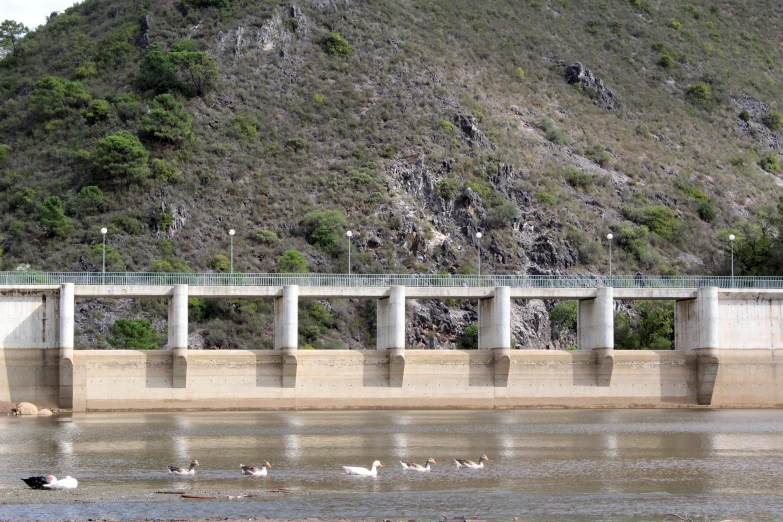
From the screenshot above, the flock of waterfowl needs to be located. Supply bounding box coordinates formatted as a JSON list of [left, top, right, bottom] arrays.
[[21, 455, 490, 489]]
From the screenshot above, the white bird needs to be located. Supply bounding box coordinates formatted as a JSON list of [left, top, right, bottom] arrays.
[[455, 455, 489, 469], [400, 458, 437, 472], [342, 460, 383, 476], [43, 476, 78, 490], [167, 459, 199, 475], [240, 462, 271, 476]]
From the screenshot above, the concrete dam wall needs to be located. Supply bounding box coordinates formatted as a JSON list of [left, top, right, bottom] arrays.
[[1, 282, 783, 410], [2, 348, 783, 410]]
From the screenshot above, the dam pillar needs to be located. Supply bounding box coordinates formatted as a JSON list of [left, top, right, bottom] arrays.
[[377, 286, 406, 386], [577, 287, 614, 386], [479, 286, 512, 386], [58, 283, 85, 411], [168, 284, 188, 389], [275, 285, 298, 388], [695, 286, 720, 405]]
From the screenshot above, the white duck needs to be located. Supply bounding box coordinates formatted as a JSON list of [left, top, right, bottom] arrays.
[[43, 476, 78, 490], [342, 460, 383, 476], [454, 455, 489, 469], [400, 458, 437, 472], [240, 462, 271, 476], [167, 459, 199, 475]]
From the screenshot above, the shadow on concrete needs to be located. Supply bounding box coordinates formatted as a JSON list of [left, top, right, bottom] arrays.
[[362, 351, 388, 388], [145, 351, 172, 388], [571, 351, 599, 388], [255, 350, 283, 388], [468, 351, 493, 387]]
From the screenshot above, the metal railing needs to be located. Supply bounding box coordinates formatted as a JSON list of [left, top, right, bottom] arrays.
[[0, 272, 782, 289]]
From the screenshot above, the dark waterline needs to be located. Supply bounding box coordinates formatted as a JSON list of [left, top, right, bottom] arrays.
[[1, 410, 782, 521]]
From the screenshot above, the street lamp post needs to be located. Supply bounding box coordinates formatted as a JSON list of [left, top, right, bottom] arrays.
[[229, 229, 235, 276], [607, 233, 613, 285], [346, 230, 353, 278], [476, 231, 482, 277], [100, 227, 107, 285], [729, 234, 735, 285]]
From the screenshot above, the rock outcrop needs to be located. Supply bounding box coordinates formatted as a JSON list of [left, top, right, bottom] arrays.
[[564, 62, 620, 112]]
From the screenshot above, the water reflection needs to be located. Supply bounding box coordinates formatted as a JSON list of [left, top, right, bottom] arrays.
[[1, 410, 782, 522]]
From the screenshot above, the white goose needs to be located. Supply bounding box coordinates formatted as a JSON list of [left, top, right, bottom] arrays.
[[167, 460, 199, 475], [240, 462, 271, 476], [455, 455, 489, 469], [43, 476, 78, 490], [400, 458, 437, 472], [342, 460, 383, 476]]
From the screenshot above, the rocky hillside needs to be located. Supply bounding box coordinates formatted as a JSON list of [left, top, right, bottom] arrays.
[[0, 0, 781, 350]]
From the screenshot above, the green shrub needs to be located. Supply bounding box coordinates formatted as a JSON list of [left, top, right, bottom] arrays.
[[677, 183, 708, 202], [226, 115, 259, 144], [538, 117, 570, 145], [536, 192, 556, 205], [276, 249, 308, 273], [488, 200, 519, 228], [285, 137, 309, 152], [464, 178, 492, 198], [658, 55, 675, 68], [113, 214, 144, 235], [323, 31, 353, 57], [440, 120, 454, 133], [40, 196, 72, 237], [462, 322, 478, 349], [550, 301, 577, 332], [759, 154, 782, 173], [140, 94, 194, 145], [108, 318, 161, 350], [150, 159, 181, 182], [208, 253, 230, 272], [729, 156, 746, 167], [75, 61, 97, 79], [651, 42, 667, 53], [89, 244, 125, 271], [0, 144, 10, 164], [150, 258, 192, 272], [669, 19, 682, 30], [94, 132, 150, 185], [77, 185, 106, 214], [585, 144, 611, 167], [578, 241, 602, 264], [515, 67, 525, 80], [697, 201, 716, 222], [622, 205, 678, 239], [565, 166, 594, 190], [437, 178, 458, 200], [283, 17, 299, 32], [739, 109, 751, 122], [252, 228, 278, 244], [762, 110, 783, 131], [82, 99, 111, 124], [29, 76, 91, 119], [685, 83, 712, 107]]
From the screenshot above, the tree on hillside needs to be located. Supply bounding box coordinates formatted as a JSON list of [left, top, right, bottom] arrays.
[[140, 94, 194, 145], [29, 76, 91, 120], [135, 43, 182, 95], [169, 51, 218, 96], [40, 196, 73, 238], [94, 132, 150, 186], [0, 20, 28, 61], [276, 250, 308, 273], [108, 318, 161, 350]]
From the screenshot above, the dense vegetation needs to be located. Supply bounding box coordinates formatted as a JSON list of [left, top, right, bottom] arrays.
[[0, 0, 781, 349]]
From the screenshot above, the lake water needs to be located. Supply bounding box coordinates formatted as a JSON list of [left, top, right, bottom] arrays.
[[1, 409, 782, 521]]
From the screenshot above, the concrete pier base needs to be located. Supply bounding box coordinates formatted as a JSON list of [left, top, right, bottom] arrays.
[[282, 348, 298, 389], [275, 286, 299, 387], [696, 287, 720, 405], [479, 287, 511, 387], [577, 287, 614, 386], [168, 285, 188, 388], [377, 286, 406, 386], [58, 283, 85, 410]]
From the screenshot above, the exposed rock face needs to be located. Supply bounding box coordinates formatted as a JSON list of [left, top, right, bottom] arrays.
[[453, 114, 492, 148], [15, 402, 38, 415], [733, 96, 783, 152], [139, 14, 151, 51], [564, 62, 620, 112], [407, 299, 475, 349]]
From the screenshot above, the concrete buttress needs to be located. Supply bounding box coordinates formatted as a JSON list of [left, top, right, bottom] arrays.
[[578, 287, 614, 386], [377, 286, 405, 386], [479, 286, 512, 386], [695, 286, 720, 405], [168, 284, 188, 388], [275, 285, 298, 388]]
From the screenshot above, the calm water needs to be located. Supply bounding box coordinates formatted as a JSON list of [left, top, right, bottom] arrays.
[[1, 410, 782, 521]]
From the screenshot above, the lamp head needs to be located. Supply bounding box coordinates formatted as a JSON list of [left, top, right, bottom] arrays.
[[229, 229, 235, 236], [476, 232, 482, 239], [100, 227, 107, 235], [607, 233, 613, 240], [729, 234, 735, 241], [346, 230, 353, 238]]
